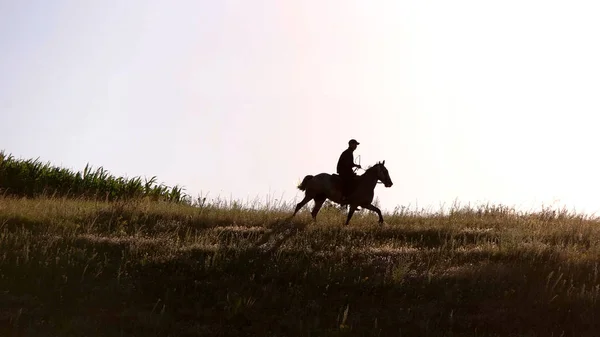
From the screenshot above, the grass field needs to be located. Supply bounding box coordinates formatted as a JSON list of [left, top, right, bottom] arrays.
[[1, 194, 600, 336]]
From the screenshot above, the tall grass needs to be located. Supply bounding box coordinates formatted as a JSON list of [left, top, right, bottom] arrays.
[[1, 195, 600, 336], [0, 150, 189, 203]]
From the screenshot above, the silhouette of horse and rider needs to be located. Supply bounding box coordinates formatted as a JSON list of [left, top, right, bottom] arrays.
[[292, 139, 393, 225]]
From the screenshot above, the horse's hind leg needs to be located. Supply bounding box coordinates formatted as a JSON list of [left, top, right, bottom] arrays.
[[293, 194, 313, 217], [311, 195, 326, 221], [345, 205, 358, 226]]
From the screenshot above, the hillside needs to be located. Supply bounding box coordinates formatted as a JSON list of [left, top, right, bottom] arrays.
[[1, 195, 600, 336], [1, 153, 600, 336]]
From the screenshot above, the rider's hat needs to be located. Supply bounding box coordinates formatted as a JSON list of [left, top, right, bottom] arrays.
[[349, 139, 360, 146]]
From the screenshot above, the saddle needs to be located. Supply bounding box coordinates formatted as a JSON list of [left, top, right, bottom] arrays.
[[331, 174, 346, 186], [333, 172, 360, 181], [332, 173, 359, 196]]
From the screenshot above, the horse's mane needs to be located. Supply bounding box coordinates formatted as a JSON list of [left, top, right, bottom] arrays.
[[366, 161, 385, 171]]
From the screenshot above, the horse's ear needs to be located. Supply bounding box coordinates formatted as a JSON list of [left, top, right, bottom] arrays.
[[382, 160, 385, 165]]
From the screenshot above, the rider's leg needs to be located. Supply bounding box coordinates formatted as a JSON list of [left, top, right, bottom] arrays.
[[340, 175, 350, 204], [341, 173, 356, 204]]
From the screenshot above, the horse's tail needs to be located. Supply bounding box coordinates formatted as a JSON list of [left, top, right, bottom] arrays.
[[297, 175, 314, 191]]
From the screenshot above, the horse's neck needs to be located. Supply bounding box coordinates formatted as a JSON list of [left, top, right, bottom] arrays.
[[359, 168, 379, 189]]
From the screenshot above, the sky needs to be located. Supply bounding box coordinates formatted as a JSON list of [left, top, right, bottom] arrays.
[[2, 0, 600, 214]]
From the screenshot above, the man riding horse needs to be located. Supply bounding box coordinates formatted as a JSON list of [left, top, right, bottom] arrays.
[[293, 147, 394, 225], [337, 139, 361, 204]]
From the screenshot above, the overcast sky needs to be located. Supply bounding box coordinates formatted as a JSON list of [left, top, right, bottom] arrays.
[[2, 0, 600, 214]]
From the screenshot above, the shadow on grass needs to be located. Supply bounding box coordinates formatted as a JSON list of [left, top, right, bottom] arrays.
[[2, 225, 600, 336], [125, 246, 600, 337], [253, 217, 309, 254]]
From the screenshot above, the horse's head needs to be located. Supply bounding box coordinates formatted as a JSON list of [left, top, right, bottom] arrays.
[[373, 160, 393, 188]]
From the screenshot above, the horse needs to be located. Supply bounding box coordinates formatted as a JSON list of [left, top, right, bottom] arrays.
[[292, 161, 393, 225]]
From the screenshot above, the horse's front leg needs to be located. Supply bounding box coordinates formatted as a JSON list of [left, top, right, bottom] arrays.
[[363, 204, 384, 224]]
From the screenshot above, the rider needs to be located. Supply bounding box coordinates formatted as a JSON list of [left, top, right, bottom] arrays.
[[336, 139, 361, 204]]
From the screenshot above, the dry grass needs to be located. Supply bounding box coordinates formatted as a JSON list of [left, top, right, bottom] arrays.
[[1, 196, 600, 336]]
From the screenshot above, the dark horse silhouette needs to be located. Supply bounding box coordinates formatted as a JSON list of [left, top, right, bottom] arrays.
[[292, 161, 393, 225]]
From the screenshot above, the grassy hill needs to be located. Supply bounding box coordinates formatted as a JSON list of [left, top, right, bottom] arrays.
[[1, 153, 600, 336]]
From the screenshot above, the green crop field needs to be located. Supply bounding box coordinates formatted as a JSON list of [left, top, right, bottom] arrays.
[[1, 151, 599, 336], [0, 151, 188, 203]]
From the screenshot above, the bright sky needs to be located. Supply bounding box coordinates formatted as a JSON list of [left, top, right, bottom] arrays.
[[2, 1, 600, 214]]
